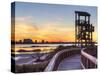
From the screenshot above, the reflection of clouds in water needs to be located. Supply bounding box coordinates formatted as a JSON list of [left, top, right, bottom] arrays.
[[12, 44, 72, 54], [13, 44, 72, 54], [14, 46, 56, 54], [12, 56, 30, 61]]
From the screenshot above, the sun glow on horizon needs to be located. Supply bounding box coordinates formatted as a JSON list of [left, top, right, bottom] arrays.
[[11, 16, 77, 42], [12, 3, 97, 42], [11, 16, 97, 42]]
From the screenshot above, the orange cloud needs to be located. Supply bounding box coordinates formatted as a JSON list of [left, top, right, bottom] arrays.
[[12, 17, 97, 42]]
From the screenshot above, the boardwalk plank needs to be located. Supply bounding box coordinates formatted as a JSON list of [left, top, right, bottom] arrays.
[[58, 54, 82, 70]]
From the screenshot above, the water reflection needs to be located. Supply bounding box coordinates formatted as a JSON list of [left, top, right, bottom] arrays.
[[11, 44, 72, 54]]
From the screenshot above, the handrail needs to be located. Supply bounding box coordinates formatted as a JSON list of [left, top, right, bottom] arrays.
[[81, 48, 97, 69], [44, 48, 80, 71], [81, 49, 97, 64]]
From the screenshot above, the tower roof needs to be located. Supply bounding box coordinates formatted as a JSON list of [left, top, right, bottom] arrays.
[[75, 11, 90, 16]]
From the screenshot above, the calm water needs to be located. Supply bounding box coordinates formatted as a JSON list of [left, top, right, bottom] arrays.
[[12, 44, 73, 65], [12, 44, 73, 54]]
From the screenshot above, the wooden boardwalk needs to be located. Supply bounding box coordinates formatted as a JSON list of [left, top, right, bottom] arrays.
[[57, 54, 82, 70]]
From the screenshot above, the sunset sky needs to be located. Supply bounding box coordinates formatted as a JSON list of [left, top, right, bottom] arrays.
[[12, 2, 97, 42]]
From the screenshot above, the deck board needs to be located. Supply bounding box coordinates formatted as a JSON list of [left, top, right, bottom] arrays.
[[57, 54, 82, 70]]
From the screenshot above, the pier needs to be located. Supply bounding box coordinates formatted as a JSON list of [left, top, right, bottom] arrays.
[[44, 11, 97, 71]]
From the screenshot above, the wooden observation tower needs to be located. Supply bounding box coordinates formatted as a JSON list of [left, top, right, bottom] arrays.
[[75, 11, 94, 47]]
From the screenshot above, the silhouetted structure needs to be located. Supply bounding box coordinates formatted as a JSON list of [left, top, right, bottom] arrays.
[[35, 40, 37, 43], [23, 39, 33, 44], [41, 40, 45, 43], [75, 11, 94, 47]]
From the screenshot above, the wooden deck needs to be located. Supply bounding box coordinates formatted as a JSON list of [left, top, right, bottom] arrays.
[[57, 54, 82, 70]]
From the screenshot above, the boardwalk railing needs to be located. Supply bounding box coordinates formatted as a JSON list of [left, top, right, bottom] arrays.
[[44, 48, 80, 71], [81, 48, 97, 69]]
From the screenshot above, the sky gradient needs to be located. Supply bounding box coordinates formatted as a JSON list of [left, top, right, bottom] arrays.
[[12, 2, 97, 42]]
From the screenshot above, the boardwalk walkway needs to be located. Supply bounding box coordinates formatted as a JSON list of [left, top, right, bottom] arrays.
[[57, 54, 82, 70]]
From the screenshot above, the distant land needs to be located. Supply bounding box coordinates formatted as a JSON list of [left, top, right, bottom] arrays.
[[11, 39, 97, 44], [17, 49, 41, 52]]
